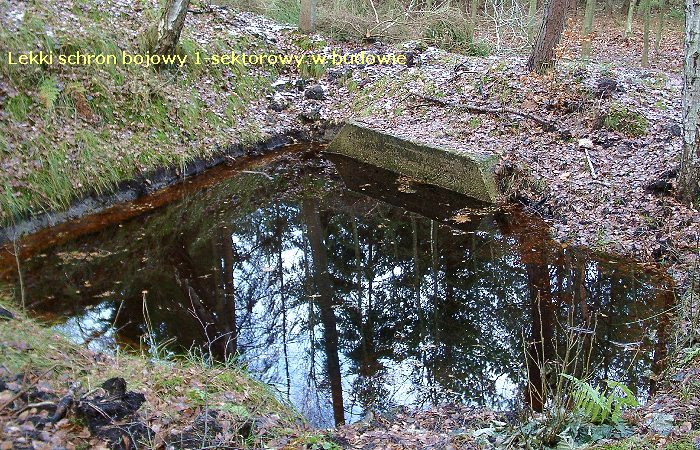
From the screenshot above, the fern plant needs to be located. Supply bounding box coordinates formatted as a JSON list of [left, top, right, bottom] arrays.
[[38, 77, 60, 112], [561, 374, 638, 424]]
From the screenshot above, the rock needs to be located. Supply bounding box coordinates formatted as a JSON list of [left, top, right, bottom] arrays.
[[403, 51, 418, 67], [304, 84, 325, 100], [76, 378, 145, 432], [578, 138, 594, 149], [665, 122, 682, 137], [645, 179, 673, 195], [644, 412, 674, 436], [271, 79, 292, 92], [327, 67, 351, 80], [299, 106, 321, 122], [645, 167, 678, 195], [594, 77, 619, 98], [0, 307, 15, 320], [271, 78, 306, 92], [269, 94, 290, 112], [294, 79, 307, 91]]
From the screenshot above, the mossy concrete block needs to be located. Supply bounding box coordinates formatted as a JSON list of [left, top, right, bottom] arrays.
[[325, 121, 498, 203]]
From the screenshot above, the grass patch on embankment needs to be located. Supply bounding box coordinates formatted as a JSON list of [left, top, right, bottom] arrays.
[[0, 0, 276, 226], [227, 0, 491, 55], [0, 291, 341, 448]]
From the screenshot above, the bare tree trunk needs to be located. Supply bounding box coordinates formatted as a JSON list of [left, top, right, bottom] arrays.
[[641, 0, 652, 66], [681, 0, 700, 203], [528, 0, 538, 41], [154, 0, 190, 55], [524, 263, 555, 413], [649, 282, 672, 395], [582, 0, 596, 61], [496, 213, 556, 412], [624, 0, 636, 39], [603, 0, 612, 14], [527, 0, 574, 73], [469, 0, 481, 42], [274, 208, 291, 400], [300, 0, 318, 33], [654, 0, 667, 54], [621, 0, 631, 17]]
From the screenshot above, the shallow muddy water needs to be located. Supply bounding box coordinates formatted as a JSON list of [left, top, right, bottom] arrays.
[[1, 149, 674, 427]]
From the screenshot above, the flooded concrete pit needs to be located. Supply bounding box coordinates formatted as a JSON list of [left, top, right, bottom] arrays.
[[0, 147, 674, 427]]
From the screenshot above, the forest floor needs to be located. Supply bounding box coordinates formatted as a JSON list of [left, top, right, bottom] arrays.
[[1, 0, 699, 448]]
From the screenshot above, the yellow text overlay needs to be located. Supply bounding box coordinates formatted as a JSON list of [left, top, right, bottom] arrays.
[[5, 50, 408, 68]]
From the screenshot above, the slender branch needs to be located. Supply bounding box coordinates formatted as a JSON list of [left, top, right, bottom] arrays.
[[410, 92, 567, 135], [0, 365, 58, 412], [584, 148, 597, 178], [369, 0, 380, 24]]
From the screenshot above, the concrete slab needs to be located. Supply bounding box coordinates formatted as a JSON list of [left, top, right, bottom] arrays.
[[325, 121, 498, 203]]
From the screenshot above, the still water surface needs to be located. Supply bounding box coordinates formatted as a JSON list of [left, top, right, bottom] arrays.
[[3, 150, 673, 427]]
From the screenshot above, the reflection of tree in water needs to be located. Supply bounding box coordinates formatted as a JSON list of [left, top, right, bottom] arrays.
[[12, 153, 672, 427], [302, 197, 345, 425]]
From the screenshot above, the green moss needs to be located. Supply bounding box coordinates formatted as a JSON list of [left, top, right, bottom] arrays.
[[597, 439, 651, 449], [154, 373, 184, 391], [666, 440, 695, 450], [602, 104, 648, 137], [351, 71, 419, 117], [185, 387, 209, 405], [5, 93, 33, 121], [597, 434, 699, 450]]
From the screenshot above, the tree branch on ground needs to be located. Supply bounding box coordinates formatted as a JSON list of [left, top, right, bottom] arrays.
[[410, 92, 568, 136]]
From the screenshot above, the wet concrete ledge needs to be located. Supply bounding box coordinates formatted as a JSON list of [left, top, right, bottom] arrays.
[[325, 121, 498, 203], [0, 124, 342, 245]]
